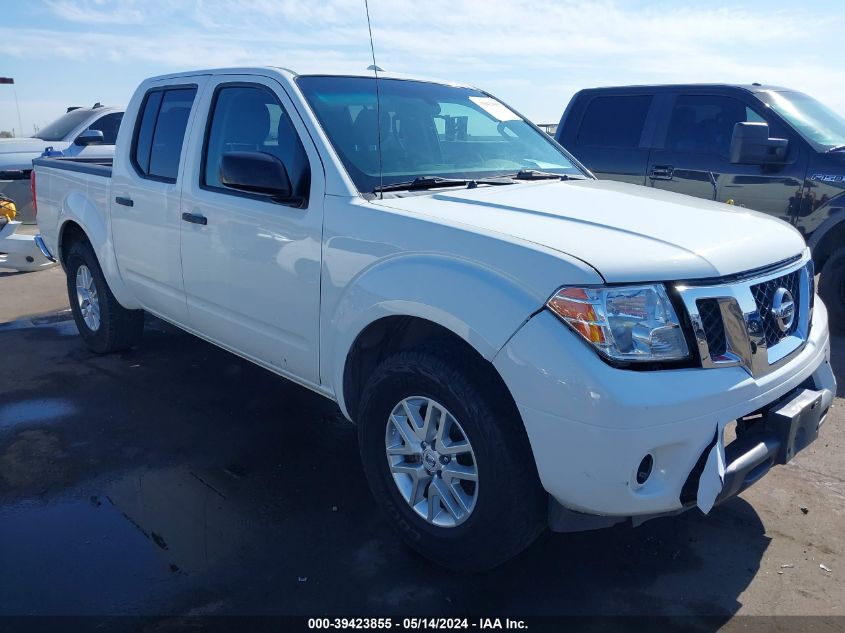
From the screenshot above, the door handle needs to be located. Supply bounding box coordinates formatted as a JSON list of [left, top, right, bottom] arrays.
[[182, 212, 207, 226], [649, 165, 674, 180], [115, 196, 134, 207]]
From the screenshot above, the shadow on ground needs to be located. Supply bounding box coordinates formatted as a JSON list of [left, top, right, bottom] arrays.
[[0, 317, 780, 619]]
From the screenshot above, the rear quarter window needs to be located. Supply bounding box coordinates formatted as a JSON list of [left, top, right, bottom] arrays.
[[577, 95, 653, 149]]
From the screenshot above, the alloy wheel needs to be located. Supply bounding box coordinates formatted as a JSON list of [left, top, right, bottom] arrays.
[[385, 396, 479, 527]]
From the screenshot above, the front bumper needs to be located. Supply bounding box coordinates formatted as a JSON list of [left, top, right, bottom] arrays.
[[492, 299, 835, 522], [708, 386, 832, 505]]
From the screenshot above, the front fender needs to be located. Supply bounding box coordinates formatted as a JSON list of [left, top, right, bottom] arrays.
[[804, 189, 845, 260], [319, 195, 604, 417], [808, 210, 845, 256], [327, 253, 556, 418]]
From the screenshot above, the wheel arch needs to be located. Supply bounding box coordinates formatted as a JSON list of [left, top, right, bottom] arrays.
[[809, 210, 845, 271], [58, 219, 87, 267], [341, 315, 525, 427], [326, 252, 562, 422], [56, 211, 139, 309]]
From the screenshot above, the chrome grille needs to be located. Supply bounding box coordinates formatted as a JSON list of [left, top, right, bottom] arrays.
[[750, 270, 801, 346], [675, 253, 812, 378], [696, 298, 727, 357]]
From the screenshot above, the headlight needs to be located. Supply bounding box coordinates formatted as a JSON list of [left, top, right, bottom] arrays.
[[547, 284, 689, 362]]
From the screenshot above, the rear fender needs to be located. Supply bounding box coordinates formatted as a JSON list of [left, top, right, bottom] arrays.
[[58, 191, 139, 309]]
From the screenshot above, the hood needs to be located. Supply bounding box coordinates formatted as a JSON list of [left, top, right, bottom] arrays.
[[373, 179, 806, 283], [819, 150, 845, 175], [824, 150, 845, 163], [0, 138, 70, 171]]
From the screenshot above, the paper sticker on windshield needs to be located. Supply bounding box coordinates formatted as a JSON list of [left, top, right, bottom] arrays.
[[469, 96, 520, 121]]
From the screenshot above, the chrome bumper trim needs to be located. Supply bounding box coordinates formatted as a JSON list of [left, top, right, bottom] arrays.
[[34, 234, 56, 262]]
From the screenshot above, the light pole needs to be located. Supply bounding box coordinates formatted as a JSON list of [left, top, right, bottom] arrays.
[[0, 77, 24, 137]]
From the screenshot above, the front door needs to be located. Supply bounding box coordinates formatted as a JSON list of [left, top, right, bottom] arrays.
[[647, 93, 806, 223], [178, 76, 324, 384], [68, 111, 124, 160]]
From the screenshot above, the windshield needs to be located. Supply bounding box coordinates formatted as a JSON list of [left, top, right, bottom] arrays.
[[762, 91, 845, 151], [297, 76, 583, 193], [33, 109, 93, 141]]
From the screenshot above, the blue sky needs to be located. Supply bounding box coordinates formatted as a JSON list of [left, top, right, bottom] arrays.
[[1, 0, 844, 135]]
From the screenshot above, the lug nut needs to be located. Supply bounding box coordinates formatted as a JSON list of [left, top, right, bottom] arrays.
[[420, 441, 427, 449], [440, 455, 450, 464]]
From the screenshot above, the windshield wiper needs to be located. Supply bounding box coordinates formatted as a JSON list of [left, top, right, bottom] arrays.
[[373, 175, 513, 193], [827, 144, 845, 153], [481, 169, 586, 182], [371, 169, 586, 193], [373, 176, 470, 193]]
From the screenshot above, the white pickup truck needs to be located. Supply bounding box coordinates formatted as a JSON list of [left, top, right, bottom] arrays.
[[33, 67, 836, 570]]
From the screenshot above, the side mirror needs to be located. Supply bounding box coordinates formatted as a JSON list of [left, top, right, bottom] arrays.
[[220, 151, 292, 199], [729, 122, 788, 165], [74, 129, 105, 146]]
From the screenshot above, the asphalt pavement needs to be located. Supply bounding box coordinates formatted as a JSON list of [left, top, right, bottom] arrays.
[[1, 266, 843, 625]]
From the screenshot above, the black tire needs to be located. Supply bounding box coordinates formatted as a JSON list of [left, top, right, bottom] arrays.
[[65, 239, 144, 353], [819, 247, 845, 334], [357, 344, 546, 571]]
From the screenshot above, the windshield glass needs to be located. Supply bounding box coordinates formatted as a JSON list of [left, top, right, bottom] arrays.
[[297, 76, 583, 192], [33, 109, 93, 141], [763, 91, 845, 151]]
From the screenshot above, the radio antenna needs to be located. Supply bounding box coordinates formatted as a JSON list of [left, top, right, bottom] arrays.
[[364, 0, 384, 197]]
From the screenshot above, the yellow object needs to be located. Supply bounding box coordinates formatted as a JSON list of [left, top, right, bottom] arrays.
[[0, 196, 16, 221]]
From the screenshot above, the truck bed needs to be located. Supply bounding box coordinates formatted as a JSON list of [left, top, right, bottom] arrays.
[[32, 156, 113, 178], [33, 156, 114, 260]]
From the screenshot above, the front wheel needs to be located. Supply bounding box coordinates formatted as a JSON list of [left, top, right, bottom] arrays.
[[65, 240, 144, 353], [819, 246, 845, 334], [357, 345, 546, 571]]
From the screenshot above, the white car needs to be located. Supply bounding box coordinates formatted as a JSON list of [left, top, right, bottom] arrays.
[[32, 67, 836, 570], [0, 105, 123, 222]]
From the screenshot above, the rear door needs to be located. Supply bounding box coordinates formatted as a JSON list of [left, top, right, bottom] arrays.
[[647, 92, 805, 221], [111, 79, 208, 322], [560, 92, 655, 185], [178, 74, 324, 385]]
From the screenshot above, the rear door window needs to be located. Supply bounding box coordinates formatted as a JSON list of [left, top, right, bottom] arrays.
[[577, 95, 652, 148], [132, 86, 197, 182], [665, 95, 763, 156]]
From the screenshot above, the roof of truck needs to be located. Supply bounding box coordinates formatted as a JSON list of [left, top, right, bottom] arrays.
[[144, 66, 475, 89], [63, 104, 123, 114], [575, 83, 794, 94]]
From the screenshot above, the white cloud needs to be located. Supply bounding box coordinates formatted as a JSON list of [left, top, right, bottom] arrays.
[[1, 0, 844, 131], [44, 0, 165, 25]]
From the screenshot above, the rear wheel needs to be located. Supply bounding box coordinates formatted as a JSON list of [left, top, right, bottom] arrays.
[[65, 240, 144, 353], [819, 246, 845, 334], [357, 345, 546, 571]]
